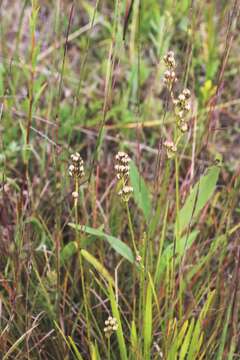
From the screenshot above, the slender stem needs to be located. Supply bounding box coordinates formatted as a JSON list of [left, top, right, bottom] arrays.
[[174, 154, 183, 318], [126, 202, 138, 256], [74, 177, 91, 346], [107, 336, 111, 360]]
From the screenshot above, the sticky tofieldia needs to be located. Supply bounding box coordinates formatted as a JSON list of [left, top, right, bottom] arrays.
[[162, 50, 192, 158], [69, 152, 85, 200]]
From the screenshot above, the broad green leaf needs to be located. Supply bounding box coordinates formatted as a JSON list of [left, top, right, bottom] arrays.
[[68, 223, 134, 263], [178, 165, 220, 234], [129, 161, 152, 221]]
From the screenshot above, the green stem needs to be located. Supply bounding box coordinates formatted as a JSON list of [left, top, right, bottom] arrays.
[[74, 177, 91, 346], [107, 336, 111, 360], [126, 203, 138, 256], [174, 154, 183, 318]]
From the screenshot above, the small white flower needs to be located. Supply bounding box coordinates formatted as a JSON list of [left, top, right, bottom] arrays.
[[182, 88, 191, 99], [163, 140, 177, 159], [72, 191, 79, 199], [104, 316, 118, 336], [178, 93, 186, 102], [115, 152, 131, 180], [118, 186, 133, 202]]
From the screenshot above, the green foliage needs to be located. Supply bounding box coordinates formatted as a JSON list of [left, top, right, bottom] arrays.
[[68, 223, 134, 263], [178, 165, 220, 235], [129, 161, 152, 221], [0, 0, 238, 359], [143, 281, 153, 360]]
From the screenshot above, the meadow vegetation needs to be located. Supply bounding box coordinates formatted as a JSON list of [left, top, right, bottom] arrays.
[[0, 0, 240, 359]]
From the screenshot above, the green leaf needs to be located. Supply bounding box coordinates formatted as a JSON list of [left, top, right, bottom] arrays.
[[179, 319, 195, 360], [178, 165, 220, 235], [60, 241, 78, 266], [81, 249, 114, 286], [216, 303, 232, 360], [68, 223, 134, 263], [129, 161, 151, 221], [169, 320, 189, 359], [109, 285, 128, 360], [68, 336, 84, 360], [90, 342, 101, 360], [187, 291, 215, 360], [158, 230, 199, 275], [130, 320, 138, 356]]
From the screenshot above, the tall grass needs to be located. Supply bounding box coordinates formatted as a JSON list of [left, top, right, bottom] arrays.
[[0, 0, 240, 359]]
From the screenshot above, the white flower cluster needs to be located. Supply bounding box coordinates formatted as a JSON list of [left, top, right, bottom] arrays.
[[104, 316, 118, 336], [68, 152, 85, 179], [115, 151, 133, 202], [115, 151, 131, 180], [173, 88, 191, 133], [163, 140, 177, 159], [162, 50, 192, 158], [163, 51, 177, 86], [118, 185, 133, 203]]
